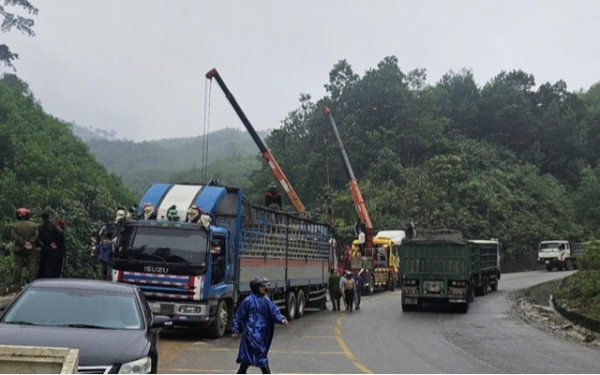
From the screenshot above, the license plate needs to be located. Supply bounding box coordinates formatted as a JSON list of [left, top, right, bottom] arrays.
[[149, 303, 160, 314], [545, 260, 550, 264], [404, 298, 417, 304]]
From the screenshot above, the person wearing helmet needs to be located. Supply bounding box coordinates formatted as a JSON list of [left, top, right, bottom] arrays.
[[10, 208, 39, 291], [232, 276, 288, 374]]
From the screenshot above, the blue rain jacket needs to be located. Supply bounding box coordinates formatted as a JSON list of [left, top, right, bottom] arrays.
[[232, 294, 286, 368]]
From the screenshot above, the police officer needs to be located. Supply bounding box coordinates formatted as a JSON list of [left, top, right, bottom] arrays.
[[10, 208, 38, 290]]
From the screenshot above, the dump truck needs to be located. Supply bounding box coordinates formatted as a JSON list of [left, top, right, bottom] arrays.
[[110, 182, 332, 338], [538, 240, 586, 271], [400, 230, 500, 313]]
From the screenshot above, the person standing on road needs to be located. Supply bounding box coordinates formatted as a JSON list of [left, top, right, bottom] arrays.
[[353, 269, 364, 310], [10, 208, 38, 291], [54, 219, 67, 278], [96, 232, 114, 280], [232, 276, 288, 374], [328, 268, 341, 311], [37, 211, 63, 279], [343, 270, 356, 312], [339, 271, 348, 310]]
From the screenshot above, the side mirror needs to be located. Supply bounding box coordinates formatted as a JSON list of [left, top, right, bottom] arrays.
[[150, 314, 172, 329]]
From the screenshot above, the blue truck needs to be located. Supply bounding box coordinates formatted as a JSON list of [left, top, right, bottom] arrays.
[[109, 183, 332, 338]]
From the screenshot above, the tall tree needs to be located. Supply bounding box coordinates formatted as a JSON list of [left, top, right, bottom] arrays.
[[0, 0, 38, 70]]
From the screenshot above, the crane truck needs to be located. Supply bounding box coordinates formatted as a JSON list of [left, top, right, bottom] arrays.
[[323, 106, 398, 294], [205, 68, 308, 218], [108, 182, 332, 339]]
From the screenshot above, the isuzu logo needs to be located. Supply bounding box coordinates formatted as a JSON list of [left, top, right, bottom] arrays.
[[144, 266, 169, 274]]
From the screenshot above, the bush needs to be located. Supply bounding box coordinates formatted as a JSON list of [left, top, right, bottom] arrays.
[[579, 241, 600, 270]]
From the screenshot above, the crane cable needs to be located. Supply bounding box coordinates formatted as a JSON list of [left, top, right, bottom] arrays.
[[202, 77, 213, 182]]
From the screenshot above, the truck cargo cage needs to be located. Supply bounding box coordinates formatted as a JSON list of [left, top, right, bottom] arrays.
[[240, 203, 331, 261]]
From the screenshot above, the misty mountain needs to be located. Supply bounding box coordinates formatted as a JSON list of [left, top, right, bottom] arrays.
[[72, 125, 268, 196]]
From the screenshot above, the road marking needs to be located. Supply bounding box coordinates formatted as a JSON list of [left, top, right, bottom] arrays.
[[334, 315, 374, 374]]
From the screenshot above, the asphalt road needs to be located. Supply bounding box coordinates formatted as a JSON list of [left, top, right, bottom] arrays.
[[158, 270, 599, 374]]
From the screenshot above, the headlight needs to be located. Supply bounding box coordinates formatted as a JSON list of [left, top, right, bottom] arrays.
[[179, 305, 202, 314], [118, 356, 152, 374]]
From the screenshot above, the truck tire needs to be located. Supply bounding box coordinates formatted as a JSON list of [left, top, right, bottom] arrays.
[[296, 289, 306, 319], [546, 264, 553, 272], [366, 275, 375, 295], [490, 273, 498, 292], [208, 300, 228, 339], [285, 292, 296, 321], [566, 259, 573, 271], [389, 275, 395, 292], [482, 275, 489, 296]]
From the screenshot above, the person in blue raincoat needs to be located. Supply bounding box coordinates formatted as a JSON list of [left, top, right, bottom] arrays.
[[232, 276, 289, 374]]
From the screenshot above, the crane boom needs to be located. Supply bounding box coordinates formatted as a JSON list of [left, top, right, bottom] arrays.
[[205, 68, 307, 216], [323, 106, 373, 248]]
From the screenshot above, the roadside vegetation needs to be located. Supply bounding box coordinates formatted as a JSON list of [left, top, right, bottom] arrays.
[[554, 242, 600, 322]]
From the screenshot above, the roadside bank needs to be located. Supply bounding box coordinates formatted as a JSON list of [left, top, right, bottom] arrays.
[[510, 278, 599, 348]]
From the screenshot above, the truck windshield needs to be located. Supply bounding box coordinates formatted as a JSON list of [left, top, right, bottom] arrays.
[[117, 226, 208, 266], [540, 243, 561, 252]]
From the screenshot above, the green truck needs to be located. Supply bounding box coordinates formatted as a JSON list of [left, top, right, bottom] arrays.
[[400, 232, 501, 313]]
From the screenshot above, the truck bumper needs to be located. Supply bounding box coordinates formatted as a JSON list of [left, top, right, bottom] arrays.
[[148, 301, 211, 324]]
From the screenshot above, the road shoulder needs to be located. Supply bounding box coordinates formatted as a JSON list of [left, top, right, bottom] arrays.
[[509, 279, 600, 349]]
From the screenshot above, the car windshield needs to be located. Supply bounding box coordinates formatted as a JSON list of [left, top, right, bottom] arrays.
[[540, 243, 562, 252], [1, 288, 143, 330], [117, 226, 208, 266]]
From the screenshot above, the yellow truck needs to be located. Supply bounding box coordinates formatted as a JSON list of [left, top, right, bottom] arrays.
[[351, 230, 403, 294]]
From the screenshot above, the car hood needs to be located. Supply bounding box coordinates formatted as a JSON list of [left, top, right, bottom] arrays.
[[0, 324, 150, 366]]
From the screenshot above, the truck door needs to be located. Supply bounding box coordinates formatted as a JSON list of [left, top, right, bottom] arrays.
[[210, 237, 226, 285]]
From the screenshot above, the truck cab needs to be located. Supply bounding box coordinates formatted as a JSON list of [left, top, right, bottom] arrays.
[[538, 240, 576, 271]]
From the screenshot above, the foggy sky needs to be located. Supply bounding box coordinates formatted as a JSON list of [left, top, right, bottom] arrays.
[[3, 0, 599, 141]]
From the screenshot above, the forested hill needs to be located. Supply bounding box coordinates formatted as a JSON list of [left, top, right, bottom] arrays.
[[82, 128, 267, 196], [246, 56, 600, 262], [0, 74, 137, 285]]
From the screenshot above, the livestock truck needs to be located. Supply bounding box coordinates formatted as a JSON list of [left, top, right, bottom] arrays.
[[538, 240, 586, 271], [400, 231, 500, 314], [109, 183, 332, 338]]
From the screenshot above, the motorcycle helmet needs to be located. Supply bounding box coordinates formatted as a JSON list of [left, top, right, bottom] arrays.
[[250, 276, 270, 294], [16, 208, 30, 220]]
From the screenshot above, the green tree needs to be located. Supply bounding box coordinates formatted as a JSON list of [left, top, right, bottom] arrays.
[[0, 0, 38, 70]]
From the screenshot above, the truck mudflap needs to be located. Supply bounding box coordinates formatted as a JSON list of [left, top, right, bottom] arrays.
[[148, 301, 211, 324]]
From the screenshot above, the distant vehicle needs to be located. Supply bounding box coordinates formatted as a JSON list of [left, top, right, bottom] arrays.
[[0, 279, 171, 374], [538, 240, 586, 271]]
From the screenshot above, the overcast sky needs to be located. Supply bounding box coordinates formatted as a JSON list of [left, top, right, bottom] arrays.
[[3, 0, 599, 142]]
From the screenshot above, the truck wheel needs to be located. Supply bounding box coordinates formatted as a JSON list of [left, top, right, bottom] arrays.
[[490, 273, 498, 292], [209, 300, 228, 339], [285, 292, 296, 321], [457, 301, 469, 314], [296, 289, 306, 319], [367, 276, 375, 295], [566, 259, 573, 271], [545, 264, 553, 272], [482, 275, 489, 296], [389, 275, 395, 292]]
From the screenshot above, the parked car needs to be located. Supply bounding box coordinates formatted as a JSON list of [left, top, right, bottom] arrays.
[[0, 279, 171, 373]]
